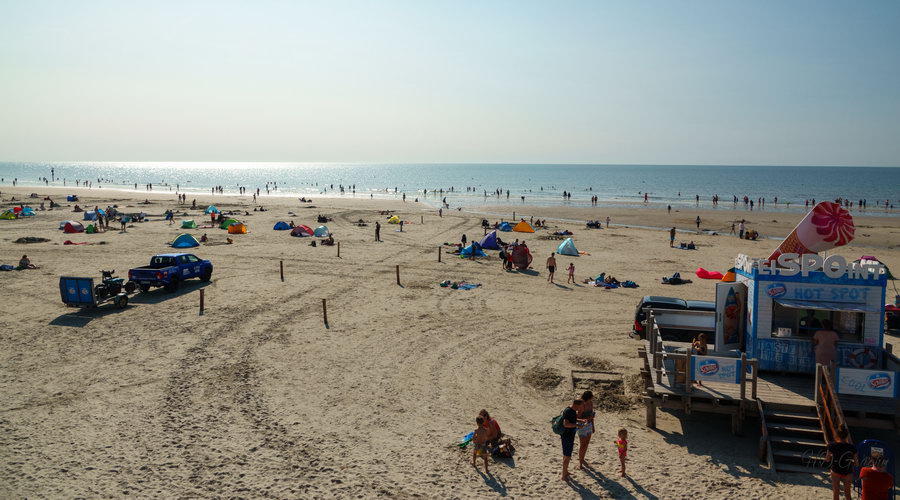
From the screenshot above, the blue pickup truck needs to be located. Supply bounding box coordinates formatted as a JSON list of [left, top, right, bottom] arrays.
[[128, 253, 213, 292]]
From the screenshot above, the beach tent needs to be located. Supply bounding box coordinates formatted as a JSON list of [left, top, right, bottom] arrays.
[[512, 245, 533, 270], [66, 195, 78, 202], [0, 210, 16, 220], [387, 215, 400, 224], [273, 221, 291, 230], [171, 233, 200, 248], [181, 219, 198, 229], [63, 221, 85, 233], [498, 222, 512, 232], [459, 242, 487, 258], [479, 230, 500, 250], [205, 205, 219, 214], [219, 218, 239, 229], [314, 225, 329, 237], [83, 211, 97, 221], [86, 224, 97, 234], [227, 222, 248, 234], [20, 207, 35, 216], [12, 207, 22, 214], [291, 225, 314, 237], [556, 238, 579, 256], [513, 220, 535, 233]]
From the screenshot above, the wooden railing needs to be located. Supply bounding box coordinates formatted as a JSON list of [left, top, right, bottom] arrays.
[[815, 363, 850, 444], [646, 310, 758, 400], [757, 399, 774, 468]]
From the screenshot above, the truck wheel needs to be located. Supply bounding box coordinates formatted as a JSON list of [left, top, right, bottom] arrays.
[[140, 284, 151, 293], [200, 269, 212, 282], [166, 277, 180, 292], [115, 295, 128, 309], [124, 281, 137, 294]]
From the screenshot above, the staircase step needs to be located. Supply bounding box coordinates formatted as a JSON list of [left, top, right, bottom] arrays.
[[773, 449, 826, 462], [775, 462, 827, 474], [767, 423, 823, 435], [769, 435, 826, 447], [765, 410, 819, 422]]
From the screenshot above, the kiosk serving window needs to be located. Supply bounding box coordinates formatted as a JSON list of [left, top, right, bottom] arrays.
[[770, 298, 864, 342]]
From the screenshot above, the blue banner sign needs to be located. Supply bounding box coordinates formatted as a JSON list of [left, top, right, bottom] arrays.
[[691, 356, 742, 384]]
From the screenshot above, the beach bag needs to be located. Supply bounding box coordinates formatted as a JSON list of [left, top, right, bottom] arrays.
[[551, 409, 566, 435], [493, 438, 516, 458]]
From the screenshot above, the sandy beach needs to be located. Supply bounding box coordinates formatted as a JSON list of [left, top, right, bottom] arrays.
[[1, 186, 898, 499]]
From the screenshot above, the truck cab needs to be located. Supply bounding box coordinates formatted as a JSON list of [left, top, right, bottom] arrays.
[[128, 253, 213, 292]]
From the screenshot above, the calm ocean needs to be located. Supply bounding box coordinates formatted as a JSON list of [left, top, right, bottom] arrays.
[[1, 162, 898, 216]]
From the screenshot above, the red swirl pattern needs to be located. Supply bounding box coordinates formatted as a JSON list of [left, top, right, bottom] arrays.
[[810, 201, 855, 246]]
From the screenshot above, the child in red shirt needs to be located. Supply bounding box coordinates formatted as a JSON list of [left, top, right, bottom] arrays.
[[615, 428, 628, 477]]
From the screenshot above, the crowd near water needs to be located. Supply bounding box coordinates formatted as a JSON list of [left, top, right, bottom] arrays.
[[1, 162, 898, 216]]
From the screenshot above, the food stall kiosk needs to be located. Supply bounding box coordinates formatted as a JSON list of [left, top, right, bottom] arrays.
[[721, 253, 887, 373]]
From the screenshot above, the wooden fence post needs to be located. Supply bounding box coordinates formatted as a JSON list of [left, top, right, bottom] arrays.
[[322, 298, 328, 325], [337, 242, 341, 258], [280, 260, 284, 282], [740, 352, 747, 401], [199, 289, 205, 315], [438, 247, 441, 262], [421, 215, 423, 224], [396, 265, 400, 285]]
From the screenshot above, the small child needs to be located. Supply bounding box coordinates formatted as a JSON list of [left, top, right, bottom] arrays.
[[472, 417, 490, 473], [567, 263, 575, 284], [615, 428, 628, 477]]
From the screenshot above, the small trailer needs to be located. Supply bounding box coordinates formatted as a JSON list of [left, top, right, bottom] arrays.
[[59, 276, 129, 309]]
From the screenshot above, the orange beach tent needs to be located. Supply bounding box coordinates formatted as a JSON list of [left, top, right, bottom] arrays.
[[512, 220, 535, 233]]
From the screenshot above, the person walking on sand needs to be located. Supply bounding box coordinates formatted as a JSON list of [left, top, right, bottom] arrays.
[[546, 253, 557, 283], [695, 216, 701, 231], [605, 216, 610, 228], [669, 227, 676, 248], [375, 221, 381, 242], [739, 219, 745, 239], [567, 262, 575, 284], [825, 427, 857, 500], [559, 399, 583, 481]]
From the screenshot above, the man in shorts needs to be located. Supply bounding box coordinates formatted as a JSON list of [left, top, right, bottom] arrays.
[[560, 399, 583, 481], [546, 253, 557, 283], [825, 427, 857, 500], [669, 227, 676, 248]]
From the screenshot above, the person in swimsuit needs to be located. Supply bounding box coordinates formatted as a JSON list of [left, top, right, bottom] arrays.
[[616, 428, 628, 477], [825, 427, 857, 500], [472, 417, 490, 473], [546, 253, 557, 283], [576, 391, 595, 469]]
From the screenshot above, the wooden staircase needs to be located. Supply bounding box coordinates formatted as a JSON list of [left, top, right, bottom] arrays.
[[760, 403, 827, 473]]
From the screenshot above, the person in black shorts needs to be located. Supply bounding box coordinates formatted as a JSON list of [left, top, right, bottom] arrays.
[[825, 427, 857, 500], [560, 399, 583, 481], [546, 253, 557, 283]]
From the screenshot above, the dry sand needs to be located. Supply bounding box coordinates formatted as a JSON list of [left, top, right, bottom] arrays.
[[1, 187, 898, 499]]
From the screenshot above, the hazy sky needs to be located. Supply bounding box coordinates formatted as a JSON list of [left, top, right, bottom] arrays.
[[1, 1, 898, 165]]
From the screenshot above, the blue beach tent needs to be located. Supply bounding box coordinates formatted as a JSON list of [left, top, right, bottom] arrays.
[[556, 238, 579, 256], [314, 225, 329, 237], [171, 233, 201, 248], [205, 205, 219, 214], [459, 242, 487, 258], [498, 222, 512, 232], [479, 230, 500, 250], [20, 207, 35, 217], [273, 221, 291, 230]]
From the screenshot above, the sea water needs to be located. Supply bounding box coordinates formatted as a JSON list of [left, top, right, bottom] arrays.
[[0, 162, 897, 216]]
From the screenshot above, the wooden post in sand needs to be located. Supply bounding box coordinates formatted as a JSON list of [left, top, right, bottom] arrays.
[[280, 260, 284, 282], [421, 215, 423, 224], [513, 211, 516, 220], [199, 289, 205, 315], [337, 242, 341, 258], [322, 298, 328, 325], [396, 265, 401, 286], [438, 247, 442, 262]]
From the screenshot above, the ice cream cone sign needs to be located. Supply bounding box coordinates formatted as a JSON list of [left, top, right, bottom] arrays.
[[767, 201, 855, 262]]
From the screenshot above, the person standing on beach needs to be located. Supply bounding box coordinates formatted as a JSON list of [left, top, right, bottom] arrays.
[[739, 219, 745, 239], [546, 253, 557, 283], [667, 205, 671, 214], [825, 427, 857, 500], [566, 262, 575, 284], [605, 216, 610, 228], [576, 391, 594, 469], [695, 216, 701, 231], [559, 399, 583, 481], [669, 227, 676, 248], [375, 221, 381, 242]]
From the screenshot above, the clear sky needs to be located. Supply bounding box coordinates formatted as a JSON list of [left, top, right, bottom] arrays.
[[1, 0, 898, 165]]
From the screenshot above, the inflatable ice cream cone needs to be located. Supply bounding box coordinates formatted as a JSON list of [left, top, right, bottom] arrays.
[[767, 201, 855, 261]]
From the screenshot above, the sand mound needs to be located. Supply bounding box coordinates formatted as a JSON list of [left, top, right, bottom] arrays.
[[523, 366, 563, 390]]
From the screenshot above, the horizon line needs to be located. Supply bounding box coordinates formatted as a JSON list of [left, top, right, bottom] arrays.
[[1, 160, 898, 168]]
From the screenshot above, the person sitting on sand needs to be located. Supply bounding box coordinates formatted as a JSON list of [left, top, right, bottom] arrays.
[[472, 417, 490, 474], [200, 233, 208, 243], [17, 255, 38, 270], [226, 237, 233, 244], [321, 235, 335, 246], [479, 410, 502, 450]]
